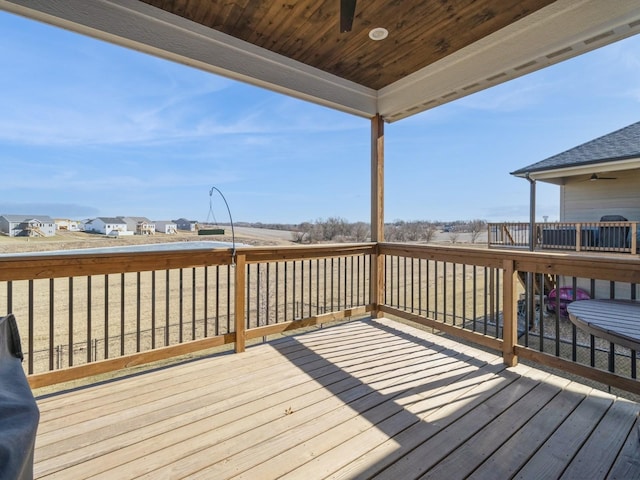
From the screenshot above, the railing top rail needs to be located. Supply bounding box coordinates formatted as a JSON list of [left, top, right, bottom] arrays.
[[0, 248, 234, 281], [1, 241, 637, 283], [379, 242, 640, 283], [488, 221, 640, 224], [0, 243, 376, 281], [242, 243, 376, 263], [380, 242, 507, 268]]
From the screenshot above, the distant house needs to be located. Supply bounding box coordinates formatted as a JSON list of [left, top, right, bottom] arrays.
[[79, 219, 93, 232], [154, 220, 178, 234], [54, 218, 80, 231], [511, 121, 640, 222], [173, 218, 198, 232], [118, 216, 155, 235], [0, 214, 56, 237], [85, 217, 128, 236]]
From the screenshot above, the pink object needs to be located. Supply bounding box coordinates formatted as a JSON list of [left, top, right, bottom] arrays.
[[547, 287, 590, 317]]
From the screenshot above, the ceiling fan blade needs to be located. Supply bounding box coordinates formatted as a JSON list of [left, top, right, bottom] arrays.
[[589, 173, 617, 181], [340, 0, 357, 33]]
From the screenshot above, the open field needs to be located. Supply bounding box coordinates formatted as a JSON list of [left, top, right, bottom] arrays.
[[0, 228, 488, 255], [0, 227, 298, 255]]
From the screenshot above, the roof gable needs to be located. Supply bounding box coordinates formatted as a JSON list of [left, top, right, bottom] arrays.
[[97, 217, 127, 224], [119, 216, 152, 223], [0, 214, 55, 223], [511, 121, 640, 177]]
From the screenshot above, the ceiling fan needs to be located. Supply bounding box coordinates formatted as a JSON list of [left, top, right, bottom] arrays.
[[589, 173, 617, 181], [340, 0, 357, 33]]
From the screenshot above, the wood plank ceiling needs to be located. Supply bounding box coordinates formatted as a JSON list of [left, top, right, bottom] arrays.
[[139, 0, 556, 90]]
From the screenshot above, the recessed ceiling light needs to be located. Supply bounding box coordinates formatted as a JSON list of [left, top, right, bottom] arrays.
[[369, 28, 389, 41]]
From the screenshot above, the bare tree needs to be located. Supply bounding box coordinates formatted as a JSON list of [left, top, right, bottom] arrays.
[[386, 223, 406, 242], [321, 217, 349, 241], [291, 231, 305, 243], [405, 221, 422, 241], [423, 222, 438, 243], [468, 219, 487, 243], [291, 222, 313, 243], [351, 222, 370, 242], [309, 222, 324, 243]]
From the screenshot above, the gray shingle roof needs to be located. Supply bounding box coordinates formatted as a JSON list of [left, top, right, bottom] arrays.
[[511, 121, 640, 176], [97, 217, 127, 224], [0, 214, 55, 222], [118, 216, 152, 223]]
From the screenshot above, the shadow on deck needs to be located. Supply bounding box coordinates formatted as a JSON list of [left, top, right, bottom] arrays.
[[34, 318, 640, 479]]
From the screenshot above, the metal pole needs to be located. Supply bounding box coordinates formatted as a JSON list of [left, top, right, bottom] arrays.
[[526, 174, 536, 329], [527, 175, 536, 252], [209, 186, 236, 264]]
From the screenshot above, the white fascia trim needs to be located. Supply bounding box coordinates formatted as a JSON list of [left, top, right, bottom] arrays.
[[378, 0, 640, 122], [0, 0, 378, 118], [520, 158, 640, 182]]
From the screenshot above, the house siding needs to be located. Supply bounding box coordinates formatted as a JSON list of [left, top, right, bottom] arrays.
[[560, 170, 640, 222], [154, 221, 177, 234], [173, 218, 197, 231]]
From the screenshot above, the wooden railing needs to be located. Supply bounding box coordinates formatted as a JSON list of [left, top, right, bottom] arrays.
[[0, 244, 374, 388], [378, 243, 640, 394], [488, 221, 639, 254], [3, 242, 640, 394]]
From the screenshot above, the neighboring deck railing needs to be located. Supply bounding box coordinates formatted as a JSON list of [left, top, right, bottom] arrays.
[[488, 221, 639, 254], [2, 242, 640, 394]]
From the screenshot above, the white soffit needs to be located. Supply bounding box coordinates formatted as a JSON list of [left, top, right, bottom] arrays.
[[1, 0, 639, 123], [0, 0, 378, 118], [379, 0, 640, 122], [526, 158, 640, 184]]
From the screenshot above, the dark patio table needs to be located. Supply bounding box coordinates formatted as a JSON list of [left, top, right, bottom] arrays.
[[567, 299, 640, 351]]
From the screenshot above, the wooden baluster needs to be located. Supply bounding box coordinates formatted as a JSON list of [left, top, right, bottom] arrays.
[[234, 254, 246, 353], [502, 259, 519, 367]]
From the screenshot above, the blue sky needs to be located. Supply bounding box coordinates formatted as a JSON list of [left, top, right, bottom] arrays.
[[1, 11, 639, 224]]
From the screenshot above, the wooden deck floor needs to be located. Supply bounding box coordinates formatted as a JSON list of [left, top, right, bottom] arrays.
[[34, 318, 640, 479]]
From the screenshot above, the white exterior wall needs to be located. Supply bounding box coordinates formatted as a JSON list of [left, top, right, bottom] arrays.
[[557, 169, 640, 300], [37, 220, 56, 236], [92, 219, 127, 235], [108, 230, 134, 237], [155, 221, 177, 234], [560, 169, 640, 222]]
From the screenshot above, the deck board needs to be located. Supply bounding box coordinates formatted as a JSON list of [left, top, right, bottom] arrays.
[[514, 389, 615, 479], [560, 398, 639, 479], [467, 381, 592, 480], [422, 374, 573, 479], [34, 317, 640, 479]]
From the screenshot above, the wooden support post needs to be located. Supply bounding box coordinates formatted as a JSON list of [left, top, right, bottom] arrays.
[[370, 114, 385, 318], [632, 222, 637, 254], [502, 259, 519, 367], [576, 223, 582, 252], [234, 254, 246, 353]]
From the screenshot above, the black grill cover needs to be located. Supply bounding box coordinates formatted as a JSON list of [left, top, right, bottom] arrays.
[[0, 314, 39, 480]]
